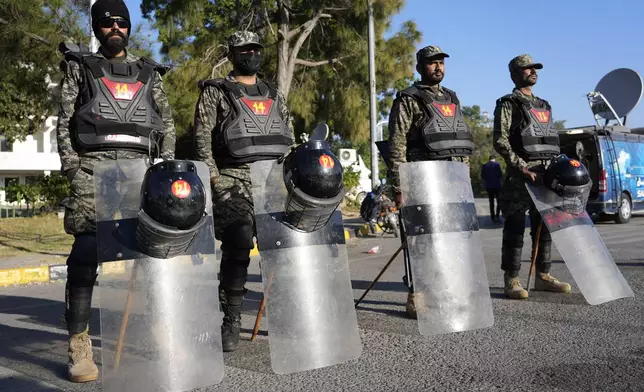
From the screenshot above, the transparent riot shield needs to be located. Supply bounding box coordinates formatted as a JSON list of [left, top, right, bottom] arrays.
[[399, 161, 494, 336], [94, 159, 223, 392], [526, 183, 634, 305], [249, 159, 362, 375]]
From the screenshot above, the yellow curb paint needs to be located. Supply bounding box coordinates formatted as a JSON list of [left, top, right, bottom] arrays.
[[20, 266, 50, 284], [359, 224, 380, 236], [0, 269, 23, 287], [0, 266, 50, 287], [250, 243, 259, 256], [100, 261, 126, 275]]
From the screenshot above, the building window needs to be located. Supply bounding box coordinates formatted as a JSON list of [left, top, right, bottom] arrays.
[[4, 177, 18, 188], [0, 136, 12, 152], [26, 176, 42, 185]]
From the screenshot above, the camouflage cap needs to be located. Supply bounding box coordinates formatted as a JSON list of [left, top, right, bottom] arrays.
[[508, 54, 543, 72], [227, 31, 264, 48], [416, 45, 450, 62]]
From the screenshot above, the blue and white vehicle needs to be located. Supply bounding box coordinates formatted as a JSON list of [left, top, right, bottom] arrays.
[[558, 67, 644, 224], [558, 125, 644, 223]]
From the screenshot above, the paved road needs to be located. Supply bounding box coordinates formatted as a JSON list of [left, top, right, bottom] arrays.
[[0, 215, 643, 392]]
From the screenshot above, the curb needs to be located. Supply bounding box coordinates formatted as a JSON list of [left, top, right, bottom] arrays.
[[358, 223, 381, 237], [0, 257, 206, 288], [0, 226, 360, 287]]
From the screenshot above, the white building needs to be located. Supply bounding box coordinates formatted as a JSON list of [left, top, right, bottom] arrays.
[[0, 116, 61, 205]]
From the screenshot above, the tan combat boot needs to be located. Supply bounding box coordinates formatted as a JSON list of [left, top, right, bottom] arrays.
[[535, 272, 572, 293], [406, 292, 430, 319], [68, 329, 99, 383], [504, 273, 529, 299], [406, 292, 417, 319]]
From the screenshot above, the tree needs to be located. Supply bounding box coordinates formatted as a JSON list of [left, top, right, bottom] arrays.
[[554, 119, 566, 130], [0, 1, 155, 143], [462, 105, 501, 197], [0, 0, 87, 143], [140, 0, 421, 146], [39, 173, 70, 210]]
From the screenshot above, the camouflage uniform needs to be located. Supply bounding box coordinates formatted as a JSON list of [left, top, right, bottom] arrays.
[[388, 82, 470, 192], [57, 46, 176, 335], [388, 45, 471, 317], [193, 31, 294, 351], [194, 74, 293, 237], [58, 49, 176, 236], [493, 54, 571, 298]]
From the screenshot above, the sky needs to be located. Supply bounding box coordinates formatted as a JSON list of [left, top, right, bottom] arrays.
[[121, 0, 644, 129]]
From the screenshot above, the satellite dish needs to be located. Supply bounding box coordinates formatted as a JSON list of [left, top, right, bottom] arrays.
[[588, 68, 643, 125], [309, 123, 329, 141]]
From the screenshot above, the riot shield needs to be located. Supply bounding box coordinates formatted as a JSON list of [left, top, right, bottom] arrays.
[[525, 183, 634, 305], [399, 161, 494, 336], [94, 159, 223, 392], [249, 159, 362, 375]]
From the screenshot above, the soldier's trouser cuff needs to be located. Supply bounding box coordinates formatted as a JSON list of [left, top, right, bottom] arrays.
[[65, 264, 98, 334], [529, 209, 552, 273], [501, 211, 527, 275]]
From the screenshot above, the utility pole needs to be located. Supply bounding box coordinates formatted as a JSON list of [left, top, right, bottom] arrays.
[[89, 0, 99, 52], [367, 0, 378, 189]]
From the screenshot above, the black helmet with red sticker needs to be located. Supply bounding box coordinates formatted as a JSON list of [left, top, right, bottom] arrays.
[[282, 139, 345, 232], [543, 154, 592, 215], [136, 160, 208, 258]]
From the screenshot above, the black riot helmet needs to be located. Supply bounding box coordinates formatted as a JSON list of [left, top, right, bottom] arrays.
[[282, 139, 345, 232], [136, 160, 208, 258], [543, 154, 592, 215]]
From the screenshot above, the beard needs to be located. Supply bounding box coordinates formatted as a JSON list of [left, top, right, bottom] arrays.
[[424, 70, 444, 84], [99, 30, 128, 56]]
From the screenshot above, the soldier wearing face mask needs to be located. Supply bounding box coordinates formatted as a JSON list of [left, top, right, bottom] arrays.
[[193, 31, 295, 352]]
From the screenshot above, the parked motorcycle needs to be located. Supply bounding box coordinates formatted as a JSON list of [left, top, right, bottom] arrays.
[[360, 179, 400, 237]]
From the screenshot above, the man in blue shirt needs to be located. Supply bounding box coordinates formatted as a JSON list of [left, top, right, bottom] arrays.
[[481, 155, 503, 222]]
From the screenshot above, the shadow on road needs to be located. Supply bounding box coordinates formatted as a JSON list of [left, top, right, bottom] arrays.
[[535, 348, 644, 391], [0, 371, 65, 391], [489, 286, 587, 305], [351, 280, 408, 293]]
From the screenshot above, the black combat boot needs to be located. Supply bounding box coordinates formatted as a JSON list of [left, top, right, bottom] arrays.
[[220, 287, 245, 352]]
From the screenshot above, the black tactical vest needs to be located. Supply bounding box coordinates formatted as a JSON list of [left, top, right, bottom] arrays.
[[63, 49, 166, 155], [199, 79, 293, 165], [499, 94, 560, 161], [400, 86, 474, 160]]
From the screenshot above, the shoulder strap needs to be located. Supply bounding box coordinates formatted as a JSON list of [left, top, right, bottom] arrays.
[[139, 57, 171, 76], [262, 79, 279, 100], [198, 78, 229, 90], [397, 85, 419, 100], [442, 87, 460, 105]]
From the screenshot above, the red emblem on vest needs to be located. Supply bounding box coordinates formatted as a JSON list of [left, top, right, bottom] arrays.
[[530, 109, 550, 123], [101, 78, 142, 101], [241, 98, 273, 116], [432, 102, 456, 117]]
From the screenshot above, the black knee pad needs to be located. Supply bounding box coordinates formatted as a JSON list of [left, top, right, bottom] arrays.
[[66, 234, 98, 266], [67, 264, 98, 287], [221, 222, 255, 250]]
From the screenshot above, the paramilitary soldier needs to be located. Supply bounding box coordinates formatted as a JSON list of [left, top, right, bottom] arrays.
[[388, 45, 473, 319], [56, 0, 175, 382], [493, 54, 571, 299], [193, 31, 295, 352]]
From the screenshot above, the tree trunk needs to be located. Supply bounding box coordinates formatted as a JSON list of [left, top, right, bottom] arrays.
[[276, 1, 291, 96], [275, 2, 332, 98]]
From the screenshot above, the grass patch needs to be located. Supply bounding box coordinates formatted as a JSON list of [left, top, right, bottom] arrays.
[[0, 214, 73, 258]]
